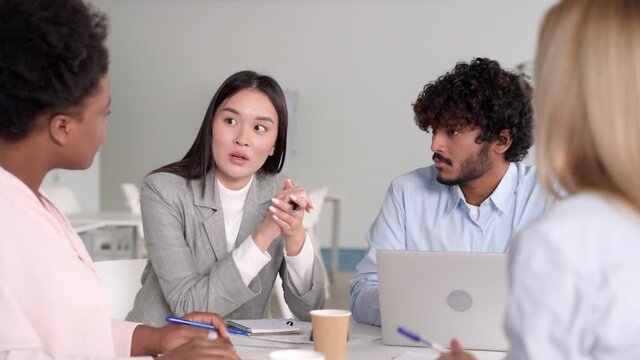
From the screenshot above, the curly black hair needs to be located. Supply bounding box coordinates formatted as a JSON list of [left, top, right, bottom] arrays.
[[0, 0, 109, 141], [413, 58, 533, 162]]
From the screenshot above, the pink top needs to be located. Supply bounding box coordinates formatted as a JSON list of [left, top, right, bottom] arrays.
[[0, 167, 143, 359]]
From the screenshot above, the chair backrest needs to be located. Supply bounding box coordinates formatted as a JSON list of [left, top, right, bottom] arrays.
[[43, 185, 81, 215], [121, 182, 141, 215], [95, 258, 147, 320], [302, 187, 329, 232]]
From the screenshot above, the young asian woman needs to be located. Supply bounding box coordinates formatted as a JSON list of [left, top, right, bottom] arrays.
[[126, 71, 325, 327]]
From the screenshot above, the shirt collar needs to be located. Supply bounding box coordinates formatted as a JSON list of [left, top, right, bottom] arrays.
[[488, 162, 518, 215], [445, 185, 464, 215], [193, 169, 273, 210], [445, 162, 518, 215]]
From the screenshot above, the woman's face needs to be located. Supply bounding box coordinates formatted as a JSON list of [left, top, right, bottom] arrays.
[[211, 88, 278, 189]]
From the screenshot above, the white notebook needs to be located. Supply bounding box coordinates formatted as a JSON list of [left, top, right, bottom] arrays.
[[226, 319, 303, 335]]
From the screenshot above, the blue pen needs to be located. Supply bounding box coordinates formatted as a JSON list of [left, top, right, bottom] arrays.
[[397, 326, 448, 353], [166, 316, 249, 336]]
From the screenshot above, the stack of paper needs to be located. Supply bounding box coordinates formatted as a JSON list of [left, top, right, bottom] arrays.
[[226, 319, 303, 335]]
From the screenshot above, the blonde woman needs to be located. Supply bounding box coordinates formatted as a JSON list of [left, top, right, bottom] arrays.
[[439, 0, 640, 359]]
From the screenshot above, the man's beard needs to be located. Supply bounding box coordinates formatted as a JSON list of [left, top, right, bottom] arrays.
[[435, 143, 491, 186]]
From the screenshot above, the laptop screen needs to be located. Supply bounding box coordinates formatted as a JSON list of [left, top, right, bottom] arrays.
[[377, 250, 508, 351]]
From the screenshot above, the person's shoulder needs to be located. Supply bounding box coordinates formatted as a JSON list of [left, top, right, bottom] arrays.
[[512, 193, 640, 278], [548, 192, 637, 228], [516, 193, 635, 253], [0, 192, 54, 255], [512, 162, 550, 201], [0, 191, 29, 228], [0, 173, 37, 220], [263, 171, 288, 185], [390, 165, 441, 192], [520, 193, 592, 235], [142, 172, 192, 200], [144, 171, 187, 189], [255, 171, 287, 192], [392, 165, 435, 184], [513, 162, 540, 184]]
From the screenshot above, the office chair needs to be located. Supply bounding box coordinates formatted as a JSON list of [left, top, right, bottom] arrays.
[[120, 182, 141, 215], [95, 258, 147, 320]]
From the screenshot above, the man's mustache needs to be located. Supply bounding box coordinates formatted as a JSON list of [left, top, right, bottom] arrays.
[[432, 153, 452, 166]]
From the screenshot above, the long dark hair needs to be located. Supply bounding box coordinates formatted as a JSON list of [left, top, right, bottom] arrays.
[[152, 70, 288, 185]]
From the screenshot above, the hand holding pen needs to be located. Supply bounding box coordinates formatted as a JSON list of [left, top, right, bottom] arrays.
[[273, 178, 314, 216], [269, 179, 313, 254], [158, 312, 231, 350], [166, 316, 249, 336], [132, 312, 238, 360], [253, 178, 313, 254]]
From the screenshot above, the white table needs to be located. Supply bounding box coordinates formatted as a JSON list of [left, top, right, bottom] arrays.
[[69, 211, 143, 228], [231, 321, 505, 360]]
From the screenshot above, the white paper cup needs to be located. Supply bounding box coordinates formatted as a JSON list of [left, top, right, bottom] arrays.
[[269, 349, 325, 360]]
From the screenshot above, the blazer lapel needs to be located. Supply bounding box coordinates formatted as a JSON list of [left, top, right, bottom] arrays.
[[234, 173, 277, 249], [193, 170, 228, 261]]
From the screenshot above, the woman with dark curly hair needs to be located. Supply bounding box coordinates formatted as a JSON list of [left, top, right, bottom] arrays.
[[350, 57, 552, 326], [0, 0, 237, 359]]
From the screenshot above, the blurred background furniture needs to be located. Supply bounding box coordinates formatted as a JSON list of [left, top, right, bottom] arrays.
[[69, 212, 144, 261], [121, 182, 142, 215], [324, 194, 343, 282], [303, 187, 330, 286], [63, 182, 145, 261], [120, 182, 145, 256], [95, 258, 147, 320], [43, 184, 81, 215]]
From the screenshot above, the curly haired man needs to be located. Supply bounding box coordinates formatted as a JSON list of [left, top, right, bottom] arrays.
[[350, 58, 552, 326]]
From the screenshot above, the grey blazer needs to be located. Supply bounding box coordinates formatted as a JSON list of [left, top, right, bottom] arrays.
[[126, 170, 325, 327]]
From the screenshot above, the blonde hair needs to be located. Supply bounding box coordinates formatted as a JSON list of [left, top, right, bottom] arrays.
[[535, 0, 640, 213]]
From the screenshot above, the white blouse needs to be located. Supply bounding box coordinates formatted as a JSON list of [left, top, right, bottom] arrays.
[[506, 192, 640, 360], [217, 176, 253, 252]]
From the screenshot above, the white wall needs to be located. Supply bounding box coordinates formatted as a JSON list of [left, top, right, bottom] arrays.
[[93, 0, 555, 249]]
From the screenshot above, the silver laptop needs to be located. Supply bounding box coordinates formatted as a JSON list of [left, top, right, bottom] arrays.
[[378, 250, 508, 351]]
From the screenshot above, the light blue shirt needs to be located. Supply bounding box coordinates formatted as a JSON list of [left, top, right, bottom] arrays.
[[349, 162, 551, 326]]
